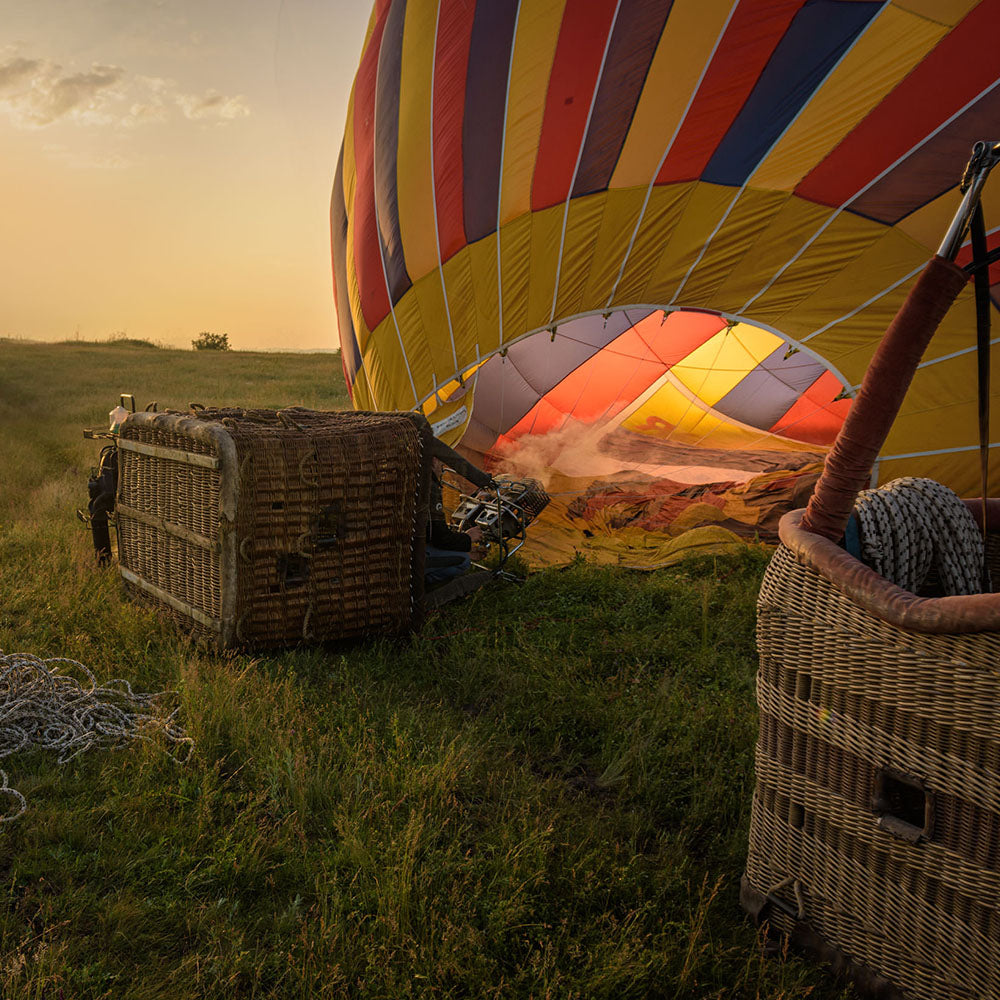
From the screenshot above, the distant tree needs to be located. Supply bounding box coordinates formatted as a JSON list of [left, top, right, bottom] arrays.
[[192, 331, 231, 351]]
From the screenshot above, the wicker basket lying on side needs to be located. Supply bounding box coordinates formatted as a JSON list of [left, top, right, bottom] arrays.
[[115, 407, 433, 648], [743, 501, 1000, 1000]]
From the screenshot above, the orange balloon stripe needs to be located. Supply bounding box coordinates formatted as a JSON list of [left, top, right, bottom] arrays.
[[768, 369, 850, 445]]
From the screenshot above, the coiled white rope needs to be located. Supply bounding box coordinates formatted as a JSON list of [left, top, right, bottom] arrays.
[[0, 651, 194, 823], [853, 476, 985, 596]]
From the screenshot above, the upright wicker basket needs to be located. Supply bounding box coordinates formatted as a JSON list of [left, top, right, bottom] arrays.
[[115, 407, 433, 648], [741, 143, 1000, 997], [743, 506, 1000, 1000]]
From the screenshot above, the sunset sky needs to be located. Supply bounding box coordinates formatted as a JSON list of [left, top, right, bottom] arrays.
[[1, 0, 372, 351]]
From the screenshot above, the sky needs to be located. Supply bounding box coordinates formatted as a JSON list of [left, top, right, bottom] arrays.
[[1, 0, 373, 351]]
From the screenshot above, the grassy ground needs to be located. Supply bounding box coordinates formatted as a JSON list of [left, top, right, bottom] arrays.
[[0, 341, 852, 998]]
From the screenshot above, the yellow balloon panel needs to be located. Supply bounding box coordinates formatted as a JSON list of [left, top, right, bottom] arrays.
[[623, 374, 776, 450], [670, 324, 783, 406]]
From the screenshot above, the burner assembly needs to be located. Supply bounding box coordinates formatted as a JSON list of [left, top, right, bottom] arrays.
[[449, 475, 550, 573]]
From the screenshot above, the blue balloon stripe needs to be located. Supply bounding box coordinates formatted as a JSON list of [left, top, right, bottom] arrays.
[[331, 145, 362, 384], [712, 344, 824, 430], [703, 0, 883, 188], [462, 0, 519, 243]]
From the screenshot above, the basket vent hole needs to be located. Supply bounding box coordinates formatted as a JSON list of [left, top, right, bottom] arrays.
[[789, 802, 804, 829], [794, 673, 812, 701], [272, 501, 285, 511], [278, 553, 309, 587], [873, 768, 933, 842], [879, 775, 925, 827], [314, 502, 345, 549]]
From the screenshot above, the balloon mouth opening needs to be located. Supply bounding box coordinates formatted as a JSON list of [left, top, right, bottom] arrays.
[[461, 306, 850, 494]]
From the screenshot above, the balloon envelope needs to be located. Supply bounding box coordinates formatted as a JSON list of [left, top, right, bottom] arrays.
[[332, 0, 1000, 564]]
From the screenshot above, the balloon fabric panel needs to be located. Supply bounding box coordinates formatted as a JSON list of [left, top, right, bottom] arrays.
[[531, 0, 619, 212], [330, 147, 361, 391], [570, 0, 672, 199], [462, 1, 518, 243], [794, 0, 1000, 211], [431, 0, 475, 263], [395, 0, 440, 282], [655, 0, 806, 185], [702, 0, 882, 188], [373, 0, 411, 306], [351, 7, 391, 333], [498, 0, 566, 226]]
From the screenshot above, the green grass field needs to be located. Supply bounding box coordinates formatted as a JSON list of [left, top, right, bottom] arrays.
[[0, 340, 852, 998]]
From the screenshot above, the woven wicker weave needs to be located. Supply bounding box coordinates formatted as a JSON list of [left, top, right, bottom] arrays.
[[743, 505, 1000, 1000], [116, 408, 432, 648]]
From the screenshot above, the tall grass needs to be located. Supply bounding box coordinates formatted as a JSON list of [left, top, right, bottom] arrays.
[[0, 342, 851, 998]]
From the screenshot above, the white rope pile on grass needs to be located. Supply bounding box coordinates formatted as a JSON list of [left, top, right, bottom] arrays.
[[853, 476, 985, 596], [0, 651, 194, 823]]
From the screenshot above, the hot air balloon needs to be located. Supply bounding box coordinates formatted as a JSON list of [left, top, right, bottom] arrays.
[[331, 0, 1000, 567]]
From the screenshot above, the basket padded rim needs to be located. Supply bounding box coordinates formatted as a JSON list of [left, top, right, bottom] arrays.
[[778, 501, 1000, 634]]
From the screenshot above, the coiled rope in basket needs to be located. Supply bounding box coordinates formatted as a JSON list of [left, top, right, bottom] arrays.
[[852, 476, 985, 596], [0, 651, 194, 823]]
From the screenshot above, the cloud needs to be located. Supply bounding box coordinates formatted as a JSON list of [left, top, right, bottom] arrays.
[[0, 51, 250, 132], [33, 64, 126, 125], [176, 88, 250, 122], [0, 56, 42, 90], [0, 55, 126, 126], [121, 75, 171, 126]]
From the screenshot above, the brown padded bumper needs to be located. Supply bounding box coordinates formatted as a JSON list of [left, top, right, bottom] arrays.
[[777, 500, 1000, 634], [801, 256, 970, 541]]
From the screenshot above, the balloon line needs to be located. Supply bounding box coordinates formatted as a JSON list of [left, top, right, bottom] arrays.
[[917, 335, 1000, 373], [801, 261, 922, 345], [879, 442, 1000, 461]]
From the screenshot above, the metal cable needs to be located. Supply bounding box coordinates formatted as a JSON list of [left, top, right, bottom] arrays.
[[853, 477, 985, 596], [0, 651, 194, 823]]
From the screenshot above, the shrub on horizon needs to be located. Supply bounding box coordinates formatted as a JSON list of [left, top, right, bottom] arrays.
[[192, 331, 231, 351]]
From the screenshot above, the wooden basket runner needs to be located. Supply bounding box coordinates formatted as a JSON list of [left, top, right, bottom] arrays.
[[115, 407, 433, 648]]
